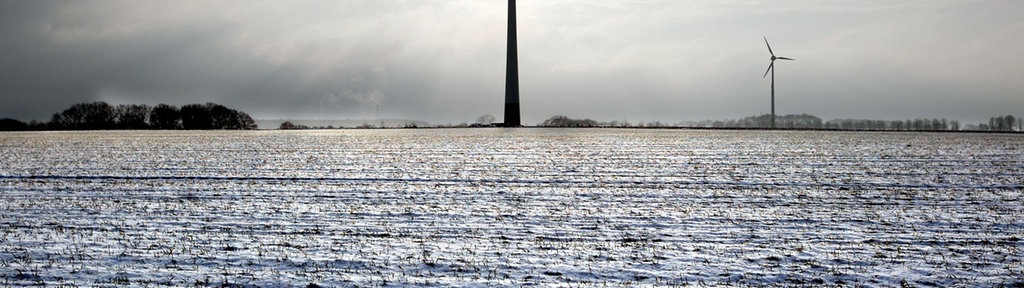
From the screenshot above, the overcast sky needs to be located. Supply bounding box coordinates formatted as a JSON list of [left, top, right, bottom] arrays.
[[1, 0, 1022, 125]]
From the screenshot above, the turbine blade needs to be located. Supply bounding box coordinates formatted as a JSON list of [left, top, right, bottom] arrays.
[[764, 37, 775, 57], [777, 57, 795, 60], [763, 62, 773, 79]]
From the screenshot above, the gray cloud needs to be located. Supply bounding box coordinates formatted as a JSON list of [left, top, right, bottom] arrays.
[[1, 0, 1022, 125]]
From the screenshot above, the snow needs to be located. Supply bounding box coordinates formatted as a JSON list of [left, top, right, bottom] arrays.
[[0, 129, 1022, 286]]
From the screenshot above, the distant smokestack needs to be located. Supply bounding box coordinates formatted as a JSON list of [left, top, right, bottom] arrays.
[[504, 0, 521, 127]]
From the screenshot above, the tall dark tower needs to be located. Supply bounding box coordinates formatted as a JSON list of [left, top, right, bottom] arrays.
[[503, 0, 521, 127]]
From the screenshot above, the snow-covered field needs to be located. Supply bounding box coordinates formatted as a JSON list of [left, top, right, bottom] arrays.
[[1, 129, 1022, 287]]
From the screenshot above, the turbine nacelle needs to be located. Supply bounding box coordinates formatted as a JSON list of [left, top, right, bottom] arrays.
[[763, 37, 795, 78]]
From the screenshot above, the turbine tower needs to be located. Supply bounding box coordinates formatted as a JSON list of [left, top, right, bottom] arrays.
[[504, 0, 521, 127], [763, 37, 794, 129]]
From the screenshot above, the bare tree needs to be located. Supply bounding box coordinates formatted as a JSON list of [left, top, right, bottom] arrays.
[[476, 114, 496, 124], [115, 104, 151, 129], [149, 104, 181, 129]]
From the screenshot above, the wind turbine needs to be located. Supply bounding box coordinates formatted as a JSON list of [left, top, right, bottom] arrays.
[[763, 37, 794, 129]]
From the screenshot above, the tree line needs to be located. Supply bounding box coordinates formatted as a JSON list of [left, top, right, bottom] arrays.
[[982, 115, 1021, 132], [691, 114, 1022, 132], [535, 114, 1022, 132], [703, 114, 963, 131], [539, 115, 600, 127], [0, 102, 257, 131]]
